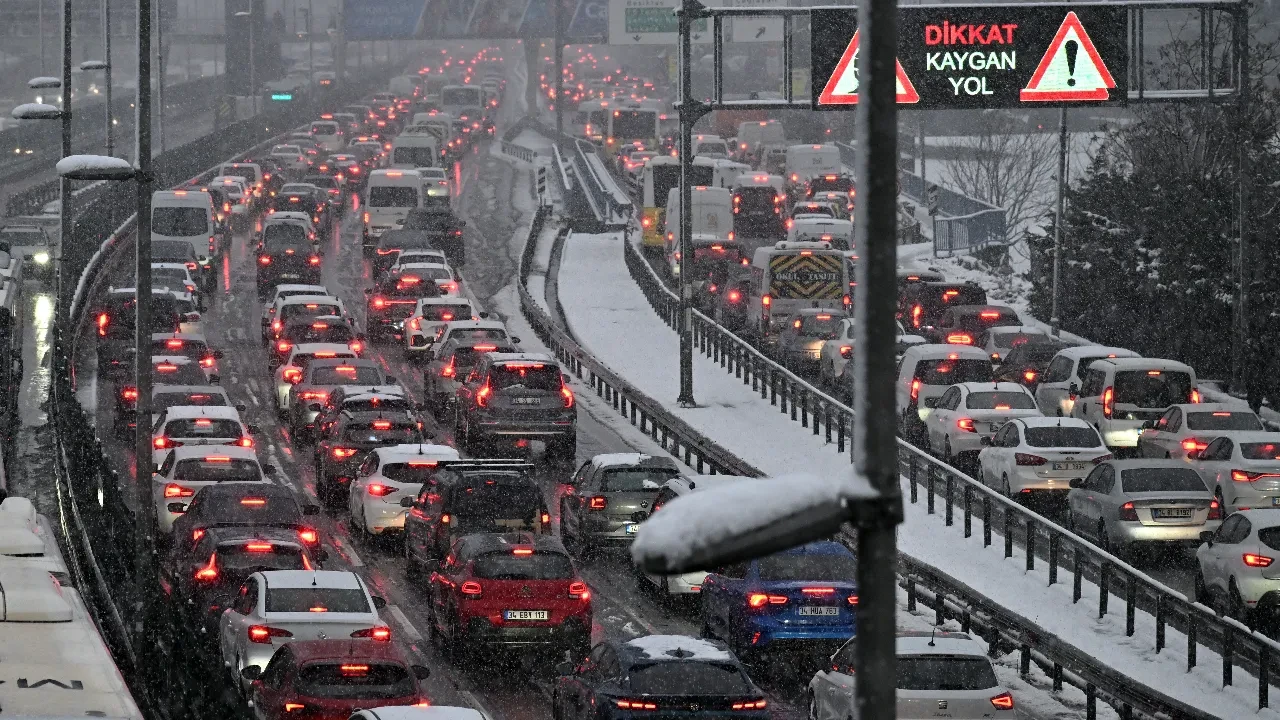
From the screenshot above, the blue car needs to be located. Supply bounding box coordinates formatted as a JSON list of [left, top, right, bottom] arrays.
[[698, 541, 858, 658]]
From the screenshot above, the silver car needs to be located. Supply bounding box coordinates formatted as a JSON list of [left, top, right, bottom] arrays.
[[287, 357, 393, 440], [1067, 459, 1220, 553]]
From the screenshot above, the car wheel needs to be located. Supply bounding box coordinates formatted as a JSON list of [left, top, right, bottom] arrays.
[[1215, 487, 1227, 516], [1194, 571, 1210, 605], [1002, 475, 1013, 499], [1097, 522, 1113, 554], [943, 438, 954, 466], [1229, 580, 1250, 624], [807, 692, 819, 720]]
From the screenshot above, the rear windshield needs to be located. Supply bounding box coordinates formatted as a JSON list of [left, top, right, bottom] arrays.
[[264, 225, 309, 245], [733, 186, 777, 212], [602, 468, 680, 492], [965, 392, 1036, 410], [152, 339, 210, 359], [154, 391, 227, 412], [311, 122, 339, 135], [369, 186, 419, 207], [265, 587, 368, 613], [1113, 371, 1194, 408], [153, 206, 208, 236], [448, 346, 507, 368], [153, 240, 195, 260], [798, 315, 841, 336], [295, 663, 413, 700], [756, 551, 857, 582], [446, 328, 508, 342], [421, 304, 472, 322], [1186, 411, 1262, 431], [307, 177, 338, 190], [451, 478, 542, 527], [221, 168, 254, 183], [313, 366, 382, 385], [1240, 442, 1280, 460], [1023, 427, 1102, 448], [402, 267, 451, 282], [392, 146, 438, 167], [342, 423, 420, 444], [1120, 468, 1207, 493], [173, 458, 260, 482], [490, 364, 561, 392], [1015, 344, 1064, 363], [916, 359, 992, 385], [294, 353, 356, 371], [282, 303, 340, 320], [629, 663, 751, 695], [218, 544, 305, 571], [897, 657, 998, 691], [380, 463, 444, 482], [991, 331, 1042, 349], [342, 398, 412, 414], [286, 322, 355, 344], [164, 418, 241, 438], [153, 268, 193, 289], [957, 313, 1019, 332], [152, 361, 207, 385], [809, 176, 853, 193], [472, 552, 573, 580], [926, 287, 986, 307], [199, 493, 301, 523]]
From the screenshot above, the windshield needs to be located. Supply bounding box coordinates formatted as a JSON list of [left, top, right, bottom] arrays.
[[472, 552, 573, 580], [1240, 443, 1280, 460], [172, 457, 260, 482], [295, 663, 414, 700], [733, 187, 778, 213], [420, 304, 472, 322], [1023, 426, 1102, 448], [898, 657, 998, 691], [917, 359, 993, 385], [265, 588, 368, 613], [490, 364, 561, 391], [629, 663, 751, 695], [451, 479, 542, 528], [1121, 467, 1207, 493], [310, 122, 338, 135], [164, 418, 240, 438], [264, 225, 309, 245], [153, 207, 209, 237], [379, 462, 443, 482], [1186, 411, 1262, 431], [965, 392, 1036, 410], [154, 391, 226, 412], [198, 493, 300, 523], [798, 315, 841, 337], [756, 551, 857, 581], [1113, 370, 1194, 408], [611, 110, 657, 139], [992, 331, 1043, 349], [282, 303, 340, 320], [602, 468, 680, 492], [218, 544, 305, 572], [369, 186, 419, 207], [312, 366, 383, 385]]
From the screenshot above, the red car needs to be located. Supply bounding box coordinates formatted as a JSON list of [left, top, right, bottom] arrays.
[[427, 532, 592, 659], [244, 639, 430, 720]]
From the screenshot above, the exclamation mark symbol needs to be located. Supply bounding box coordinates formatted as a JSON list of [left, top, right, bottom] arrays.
[[1065, 40, 1079, 86]]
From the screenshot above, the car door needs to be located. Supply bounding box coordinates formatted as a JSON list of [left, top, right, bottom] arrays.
[[221, 577, 260, 669], [1074, 368, 1107, 423], [1194, 437, 1234, 495], [561, 644, 606, 720], [1204, 514, 1249, 594], [429, 549, 462, 636], [702, 560, 749, 637], [252, 644, 294, 720], [563, 461, 592, 535], [1071, 465, 1108, 531], [1145, 407, 1183, 458], [814, 639, 858, 720], [927, 387, 961, 452], [1037, 355, 1075, 415], [984, 422, 1018, 486]]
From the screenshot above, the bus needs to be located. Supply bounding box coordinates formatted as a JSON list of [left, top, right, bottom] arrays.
[[748, 240, 851, 341], [440, 85, 485, 125], [575, 99, 613, 142], [606, 108, 660, 151], [638, 157, 716, 251]]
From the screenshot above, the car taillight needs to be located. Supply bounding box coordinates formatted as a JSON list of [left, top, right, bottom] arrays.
[[746, 593, 788, 608], [409, 317, 420, 330], [946, 333, 972, 345], [237, 436, 254, 448], [364, 212, 371, 223], [309, 255, 321, 265], [1023, 369, 1037, 383], [476, 385, 492, 408], [441, 360, 456, 378], [587, 496, 607, 511], [561, 386, 575, 408], [201, 355, 216, 368], [284, 703, 306, 713], [332, 447, 357, 459], [616, 700, 658, 711], [186, 262, 198, 270], [350, 626, 392, 641], [1118, 502, 1138, 521], [300, 390, 328, 402], [569, 581, 591, 600], [194, 553, 218, 581], [248, 625, 293, 644], [460, 580, 482, 596], [732, 700, 768, 711], [1190, 389, 1202, 403], [847, 594, 859, 605], [121, 387, 139, 400], [298, 528, 319, 545], [367, 483, 396, 497], [277, 340, 293, 353], [1208, 500, 1222, 520], [910, 378, 921, 402], [284, 368, 303, 384], [728, 290, 741, 303], [1101, 386, 1114, 418], [990, 693, 1014, 710], [1014, 453, 1046, 466], [97, 313, 110, 336], [956, 418, 976, 433], [1182, 439, 1207, 452], [155, 437, 183, 450], [1232, 469, 1280, 482], [372, 297, 387, 309]]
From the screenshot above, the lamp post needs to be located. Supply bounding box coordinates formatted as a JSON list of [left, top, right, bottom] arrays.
[[17, 71, 71, 310], [235, 11, 257, 115], [80, 60, 113, 157]]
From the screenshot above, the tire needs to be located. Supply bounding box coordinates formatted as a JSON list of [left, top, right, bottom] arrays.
[[943, 438, 954, 466], [1194, 571, 1210, 605], [807, 693, 819, 720], [1001, 475, 1013, 499], [1097, 523, 1113, 554], [1229, 581, 1250, 624]]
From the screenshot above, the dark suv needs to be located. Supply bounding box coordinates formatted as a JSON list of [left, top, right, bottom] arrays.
[[898, 281, 987, 333], [454, 352, 576, 459], [560, 454, 681, 553], [257, 227, 322, 294], [314, 412, 425, 507], [94, 288, 186, 382]]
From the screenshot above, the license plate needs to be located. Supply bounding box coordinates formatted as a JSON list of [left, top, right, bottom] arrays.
[[512, 397, 540, 405], [280, 273, 300, 279], [1154, 508, 1194, 519], [1052, 462, 1086, 471], [1272, 498, 1280, 507], [503, 610, 549, 621], [624, 523, 638, 534], [798, 606, 839, 616]]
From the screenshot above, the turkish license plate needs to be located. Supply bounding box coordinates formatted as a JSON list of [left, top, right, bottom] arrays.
[[503, 610, 549, 621], [280, 273, 300, 279], [512, 397, 540, 405], [1153, 508, 1194, 519], [798, 606, 839, 616], [624, 523, 638, 534], [1272, 497, 1280, 507], [1053, 462, 1086, 471]]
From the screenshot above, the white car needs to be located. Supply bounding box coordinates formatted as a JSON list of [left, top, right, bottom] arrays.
[[1192, 431, 1280, 512], [1034, 345, 1140, 417], [209, 176, 250, 216], [152, 446, 273, 534], [820, 318, 926, 387], [1196, 510, 1280, 619], [261, 283, 329, 338], [1136, 403, 1263, 459], [977, 416, 1109, 498], [274, 344, 358, 411], [269, 144, 308, 172], [389, 248, 450, 275], [267, 294, 347, 342], [419, 166, 451, 197], [151, 405, 255, 466], [431, 319, 514, 351], [397, 262, 461, 298], [218, 570, 390, 691], [404, 298, 478, 356], [923, 382, 1042, 463], [348, 444, 461, 535], [977, 325, 1048, 363], [808, 631, 1016, 720]]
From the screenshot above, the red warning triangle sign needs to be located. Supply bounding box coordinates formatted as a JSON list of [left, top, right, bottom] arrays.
[[1020, 11, 1117, 102], [818, 30, 920, 106]]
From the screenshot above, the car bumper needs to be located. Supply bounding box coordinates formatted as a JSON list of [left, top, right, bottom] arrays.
[[1111, 519, 1219, 545], [1237, 582, 1280, 607], [1006, 468, 1078, 494], [463, 617, 590, 647], [364, 503, 408, 532], [579, 518, 643, 544], [652, 570, 708, 595], [1223, 485, 1280, 512], [472, 420, 576, 439], [946, 433, 988, 455], [1101, 425, 1142, 448], [746, 624, 856, 650]]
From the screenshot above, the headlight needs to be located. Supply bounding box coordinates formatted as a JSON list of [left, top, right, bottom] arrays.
[[33, 251, 50, 265]]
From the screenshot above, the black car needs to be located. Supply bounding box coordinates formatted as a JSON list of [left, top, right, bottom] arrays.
[[314, 411, 426, 507], [898, 281, 987, 333], [94, 288, 186, 381], [373, 229, 439, 281], [256, 157, 289, 196], [995, 340, 1070, 390], [169, 482, 325, 558], [402, 460, 549, 567], [257, 227, 322, 294], [553, 636, 770, 720], [114, 356, 209, 432], [399, 208, 466, 265], [927, 304, 1020, 345], [163, 524, 321, 630], [423, 338, 519, 415], [303, 174, 344, 213], [454, 352, 576, 459], [366, 269, 443, 340]]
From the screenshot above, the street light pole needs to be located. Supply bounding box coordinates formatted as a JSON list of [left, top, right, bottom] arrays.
[[1050, 107, 1067, 336], [675, 4, 695, 408], [58, 0, 73, 311], [155, 0, 165, 153], [102, 0, 113, 158]]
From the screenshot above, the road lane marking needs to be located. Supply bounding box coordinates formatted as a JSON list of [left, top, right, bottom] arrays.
[[334, 537, 365, 566], [387, 605, 423, 641]]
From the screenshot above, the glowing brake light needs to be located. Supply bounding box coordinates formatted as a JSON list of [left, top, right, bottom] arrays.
[[350, 627, 392, 641], [1101, 386, 1114, 419], [248, 625, 292, 643], [164, 483, 194, 498], [332, 447, 358, 459], [746, 593, 788, 608], [367, 483, 395, 497], [990, 693, 1015, 711]]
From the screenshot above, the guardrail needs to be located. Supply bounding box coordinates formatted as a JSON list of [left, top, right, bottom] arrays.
[[568, 138, 631, 230], [834, 141, 1007, 254], [620, 229, 1280, 711], [526, 211, 1218, 720], [500, 139, 539, 164]]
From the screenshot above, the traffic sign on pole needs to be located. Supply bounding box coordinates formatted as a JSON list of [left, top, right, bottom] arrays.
[[816, 30, 920, 106], [729, 0, 783, 42], [608, 0, 710, 44]]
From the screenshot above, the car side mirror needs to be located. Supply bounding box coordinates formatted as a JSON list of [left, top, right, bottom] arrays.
[[922, 397, 939, 409], [303, 504, 321, 516], [371, 595, 388, 610], [1141, 420, 1155, 430], [400, 496, 415, 508], [979, 436, 992, 446], [364, 288, 373, 295], [264, 464, 279, 477], [247, 424, 261, 436], [236, 404, 247, 412], [241, 666, 263, 681], [563, 372, 572, 384], [556, 661, 574, 676], [167, 502, 187, 513], [479, 311, 490, 319], [385, 376, 397, 385], [1200, 531, 1215, 546], [1068, 478, 1084, 489], [411, 665, 431, 680]]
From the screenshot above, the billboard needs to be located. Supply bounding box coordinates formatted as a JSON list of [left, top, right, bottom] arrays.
[[342, 0, 608, 39]]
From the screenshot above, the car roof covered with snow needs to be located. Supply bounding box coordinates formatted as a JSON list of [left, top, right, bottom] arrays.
[[589, 453, 680, 472], [1053, 345, 1141, 361], [896, 631, 987, 657], [374, 444, 462, 464], [622, 634, 734, 663]]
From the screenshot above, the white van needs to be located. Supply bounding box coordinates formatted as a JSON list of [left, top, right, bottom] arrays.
[[736, 119, 786, 160], [152, 189, 216, 286], [390, 132, 440, 171], [663, 186, 736, 277], [692, 134, 730, 159], [710, 159, 752, 190], [1071, 357, 1199, 452], [785, 143, 843, 198], [308, 120, 344, 153], [362, 169, 423, 254], [389, 75, 421, 99]]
